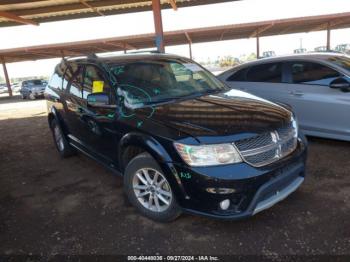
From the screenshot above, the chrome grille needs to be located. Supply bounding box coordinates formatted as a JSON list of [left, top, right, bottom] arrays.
[[234, 122, 297, 167]]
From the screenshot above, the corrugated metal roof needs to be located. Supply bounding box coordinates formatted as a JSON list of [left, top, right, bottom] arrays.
[[1, 12, 349, 63], [0, 0, 237, 26]]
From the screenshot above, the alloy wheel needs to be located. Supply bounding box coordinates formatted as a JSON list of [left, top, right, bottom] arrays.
[[29, 93, 35, 100], [132, 168, 173, 212]]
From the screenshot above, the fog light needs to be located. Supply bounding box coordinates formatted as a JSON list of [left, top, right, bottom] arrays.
[[206, 188, 236, 194], [219, 199, 230, 210]]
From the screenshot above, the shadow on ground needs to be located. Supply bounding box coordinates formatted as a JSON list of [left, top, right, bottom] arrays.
[[0, 94, 45, 105], [0, 112, 349, 256]]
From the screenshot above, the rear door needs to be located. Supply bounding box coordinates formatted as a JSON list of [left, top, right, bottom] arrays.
[[284, 60, 349, 137], [64, 63, 86, 142]]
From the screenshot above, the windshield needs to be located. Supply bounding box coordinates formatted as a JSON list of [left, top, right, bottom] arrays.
[[108, 58, 227, 107], [327, 56, 350, 72], [25, 80, 45, 86]]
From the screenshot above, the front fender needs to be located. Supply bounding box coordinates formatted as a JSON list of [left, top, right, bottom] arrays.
[[118, 132, 189, 203], [118, 132, 172, 167]]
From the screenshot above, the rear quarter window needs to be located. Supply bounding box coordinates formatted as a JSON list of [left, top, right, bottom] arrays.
[[49, 64, 65, 89]]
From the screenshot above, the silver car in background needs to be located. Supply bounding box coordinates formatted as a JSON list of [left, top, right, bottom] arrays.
[[19, 79, 47, 100], [218, 53, 350, 141]]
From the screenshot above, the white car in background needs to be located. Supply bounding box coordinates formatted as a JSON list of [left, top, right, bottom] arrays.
[[0, 84, 8, 94], [218, 53, 350, 141], [11, 83, 20, 92]]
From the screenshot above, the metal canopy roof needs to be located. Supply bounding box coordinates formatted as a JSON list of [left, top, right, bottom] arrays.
[[1, 11, 350, 63], [0, 0, 237, 27]]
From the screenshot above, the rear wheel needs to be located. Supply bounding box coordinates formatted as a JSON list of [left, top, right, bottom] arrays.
[[124, 153, 181, 222], [50, 119, 76, 158]]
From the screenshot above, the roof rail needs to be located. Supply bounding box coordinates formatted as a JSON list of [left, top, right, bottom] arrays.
[[126, 49, 161, 54], [62, 54, 98, 61]]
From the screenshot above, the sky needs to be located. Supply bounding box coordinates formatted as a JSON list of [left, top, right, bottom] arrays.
[[1, 0, 350, 79]]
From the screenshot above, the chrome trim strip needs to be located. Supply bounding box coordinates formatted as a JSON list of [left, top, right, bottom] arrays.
[[253, 176, 304, 215]]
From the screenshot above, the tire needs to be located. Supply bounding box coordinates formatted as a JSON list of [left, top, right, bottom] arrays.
[[50, 119, 76, 158], [29, 92, 36, 100], [21, 93, 26, 99], [124, 152, 181, 222]]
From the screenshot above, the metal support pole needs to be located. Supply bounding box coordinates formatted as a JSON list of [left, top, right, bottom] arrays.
[[152, 0, 165, 53], [326, 23, 331, 51], [256, 35, 260, 59], [1, 57, 12, 97], [188, 42, 192, 59]]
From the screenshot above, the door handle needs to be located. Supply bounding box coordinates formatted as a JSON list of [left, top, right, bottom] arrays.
[[289, 91, 304, 96]]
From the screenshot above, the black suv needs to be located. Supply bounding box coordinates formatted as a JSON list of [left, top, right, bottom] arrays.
[[45, 53, 307, 222]]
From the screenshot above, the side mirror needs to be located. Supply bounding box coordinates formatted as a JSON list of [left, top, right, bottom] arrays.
[[329, 77, 350, 92], [87, 93, 116, 108]]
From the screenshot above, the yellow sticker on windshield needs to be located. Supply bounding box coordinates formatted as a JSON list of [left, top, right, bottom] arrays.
[[92, 81, 104, 93]]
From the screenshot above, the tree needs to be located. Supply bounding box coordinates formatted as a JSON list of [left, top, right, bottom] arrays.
[[246, 53, 257, 61], [219, 55, 240, 68]]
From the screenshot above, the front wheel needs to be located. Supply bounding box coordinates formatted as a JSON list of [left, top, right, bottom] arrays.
[[29, 92, 36, 100], [124, 153, 181, 222]]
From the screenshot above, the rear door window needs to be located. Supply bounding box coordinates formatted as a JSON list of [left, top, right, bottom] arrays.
[[63, 62, 80, 91], [68, 65, 84, 98], [289, 61, 340, 86], [246, 62, 282, 83]]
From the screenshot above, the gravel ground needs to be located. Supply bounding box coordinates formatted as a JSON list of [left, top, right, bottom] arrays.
[[0, 95, 349, 258]]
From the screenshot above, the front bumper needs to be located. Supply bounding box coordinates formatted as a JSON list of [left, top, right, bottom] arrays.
[[167, 136, 307, 220], [32, 90, 45, 97]]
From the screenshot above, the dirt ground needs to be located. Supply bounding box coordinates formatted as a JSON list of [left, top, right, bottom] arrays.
[[0, 95, 349, 257]]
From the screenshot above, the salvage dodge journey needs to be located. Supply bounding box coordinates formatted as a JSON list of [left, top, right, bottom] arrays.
[[45, 53, 307, 222]]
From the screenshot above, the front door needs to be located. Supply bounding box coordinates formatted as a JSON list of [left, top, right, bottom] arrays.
[[78, 64, 122, 166], [284, 61, 350, 138]]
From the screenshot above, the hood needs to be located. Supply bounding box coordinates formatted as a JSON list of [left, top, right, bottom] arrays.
[[135, 89, 292, 141]]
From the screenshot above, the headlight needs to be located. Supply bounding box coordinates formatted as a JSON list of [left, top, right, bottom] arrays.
[[174, 143, 242, 166]]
